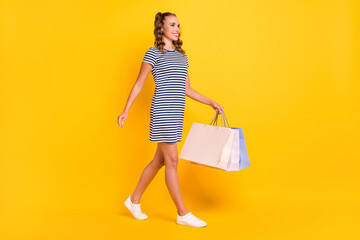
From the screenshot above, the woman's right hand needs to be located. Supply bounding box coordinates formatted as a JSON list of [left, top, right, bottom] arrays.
[[117, 111, 128, 128]]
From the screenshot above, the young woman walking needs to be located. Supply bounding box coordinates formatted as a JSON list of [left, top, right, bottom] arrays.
[[117, 12, 223, 228]]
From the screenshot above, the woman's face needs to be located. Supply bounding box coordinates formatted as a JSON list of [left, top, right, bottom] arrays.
[[162, 16, 180, 41]]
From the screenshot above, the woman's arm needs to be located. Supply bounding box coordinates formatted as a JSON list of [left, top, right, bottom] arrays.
[[185, 72, 224, 114], [117, 62, 152, 127]]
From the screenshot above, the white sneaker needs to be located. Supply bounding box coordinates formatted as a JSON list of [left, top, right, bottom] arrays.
[[177, 212, 207, 227], [124, 195, 148, 220]]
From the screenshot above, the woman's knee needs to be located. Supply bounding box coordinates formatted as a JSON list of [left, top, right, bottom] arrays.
[[151, 160, 164, 169], [154, 157, 165, 167], [151, 145, 165, 167], [158, 142, 178, 168], [164, 155, 178, 168]]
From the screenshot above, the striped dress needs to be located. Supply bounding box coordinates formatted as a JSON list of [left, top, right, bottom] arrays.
[[142, 46, 189, 143]]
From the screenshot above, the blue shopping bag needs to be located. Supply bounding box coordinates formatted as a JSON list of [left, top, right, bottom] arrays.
[[231, 127, 250, 170]]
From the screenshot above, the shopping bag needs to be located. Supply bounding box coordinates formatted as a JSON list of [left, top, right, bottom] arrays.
[[179, 120, 235, 169], [232, 127, 250, 170], [227, 127, 240, 171], [179, 111, 250, 171], [224, 127, 250, 171], [219, 111, 250, 171]]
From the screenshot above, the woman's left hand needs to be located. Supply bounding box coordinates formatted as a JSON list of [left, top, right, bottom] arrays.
[[210, 101, 224, 115]]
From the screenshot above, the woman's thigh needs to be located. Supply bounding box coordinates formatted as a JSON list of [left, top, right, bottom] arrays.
[[158, 142, 178, 168]]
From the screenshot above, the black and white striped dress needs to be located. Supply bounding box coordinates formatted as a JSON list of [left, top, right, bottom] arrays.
[[142, 46, 189, 143]]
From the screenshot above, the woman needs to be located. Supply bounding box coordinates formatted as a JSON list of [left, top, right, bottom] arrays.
[[117, 12, 223, 228]]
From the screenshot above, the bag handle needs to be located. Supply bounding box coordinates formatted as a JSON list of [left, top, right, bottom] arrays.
[[208, 111, 222, 126], [207, 110, 230, 127], [222, 110, 230, 127], [207, 113, 218, 125]]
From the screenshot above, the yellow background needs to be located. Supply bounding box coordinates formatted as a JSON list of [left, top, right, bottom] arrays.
[[1, 0, 359, 239]]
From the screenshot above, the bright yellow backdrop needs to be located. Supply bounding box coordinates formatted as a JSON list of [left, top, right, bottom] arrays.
[[1, 0, 359, 239]]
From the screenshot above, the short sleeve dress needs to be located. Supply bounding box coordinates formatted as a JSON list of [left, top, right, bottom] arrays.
[[142, 46, 189, 143]]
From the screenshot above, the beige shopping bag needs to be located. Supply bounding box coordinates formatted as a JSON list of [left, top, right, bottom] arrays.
[[179, 111, 236, 170]]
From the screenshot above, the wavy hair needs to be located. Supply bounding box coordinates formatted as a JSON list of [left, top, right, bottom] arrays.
[[153, 12, 186, 56]]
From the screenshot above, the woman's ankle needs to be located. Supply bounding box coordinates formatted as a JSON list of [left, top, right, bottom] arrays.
[[130, 195, 140, 204], [177, 209, 189, 216]]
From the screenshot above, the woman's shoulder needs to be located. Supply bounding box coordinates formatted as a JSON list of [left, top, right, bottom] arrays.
[[145, 46, 162, 56], [146, 46, 158, 52]]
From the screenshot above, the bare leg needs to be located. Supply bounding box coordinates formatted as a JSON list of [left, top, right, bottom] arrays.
[[158, 142, 189, 216], [130, 144, 165, 204]]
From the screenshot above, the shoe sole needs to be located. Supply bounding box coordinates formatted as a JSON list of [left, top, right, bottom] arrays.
[[177, 219, 206, 227]]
